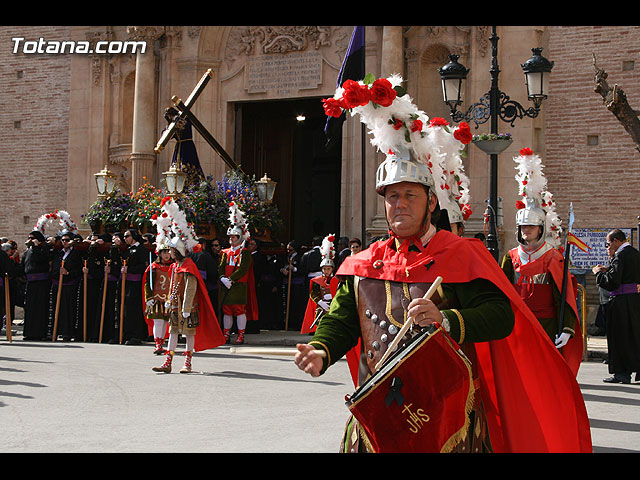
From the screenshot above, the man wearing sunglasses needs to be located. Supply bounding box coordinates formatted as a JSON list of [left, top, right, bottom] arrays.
[[119, 229, 150, 345], [50, 232, 83, 341]]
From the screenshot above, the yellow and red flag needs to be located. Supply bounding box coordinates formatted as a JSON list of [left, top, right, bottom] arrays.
[[567, 232, 590, 252]]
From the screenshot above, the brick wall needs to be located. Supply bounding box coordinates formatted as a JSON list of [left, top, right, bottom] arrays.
[[0, 26, 71, 248], [546, 26, 640, 318], [547, 26, 640, 232]]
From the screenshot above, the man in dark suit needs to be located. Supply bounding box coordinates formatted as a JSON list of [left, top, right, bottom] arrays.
[[299, 236, 322, 280], [593, 229, 640, 384], [50, 232, 83, 341], [120, 229, 150, 345]]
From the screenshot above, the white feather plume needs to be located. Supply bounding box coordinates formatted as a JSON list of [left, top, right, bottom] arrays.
[[320, 234, 335, 263], [152, 197, 198, 252], [35, 210, 78, 236], [228, 201, 249, 241], [514, 150, 562, 246]]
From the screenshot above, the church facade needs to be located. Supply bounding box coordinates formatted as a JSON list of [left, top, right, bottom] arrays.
[[3, 25, 640, 259]]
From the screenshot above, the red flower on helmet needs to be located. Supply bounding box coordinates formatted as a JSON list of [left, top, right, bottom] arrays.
[[322, 97, 343, 118], [369, 78, 397, 107], [429, 117, 449, 127], [519, 147, 533, 156], [341, 79, 371, 109], [453, 122, 472, 144]]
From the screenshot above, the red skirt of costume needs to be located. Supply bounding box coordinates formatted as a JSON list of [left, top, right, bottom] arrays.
[[168, 259, 226, 352], [338, 230, 592, 453]]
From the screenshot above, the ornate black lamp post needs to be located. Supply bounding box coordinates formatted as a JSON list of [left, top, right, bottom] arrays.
[[439, 26, 554, 261]]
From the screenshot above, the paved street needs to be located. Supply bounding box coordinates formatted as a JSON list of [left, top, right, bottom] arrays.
[[1, 328, 639, 453]]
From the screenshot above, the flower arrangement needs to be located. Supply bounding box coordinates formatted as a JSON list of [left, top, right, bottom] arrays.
[[84, 171, 284, 240], [83, 189, 134, 232], [128, 183, 163, 230], [179, 170, 284, 237], [472, 132, 512, 142]]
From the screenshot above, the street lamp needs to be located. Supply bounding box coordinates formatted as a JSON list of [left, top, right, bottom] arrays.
[[522, 47, 554, 108], [162, 162, 187, 197], [94, 165, 117, 198], [255, 173, 277, 203], [439, 26, 553, 261]]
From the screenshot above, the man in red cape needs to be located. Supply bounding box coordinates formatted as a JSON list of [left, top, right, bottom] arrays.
[[152, 237, 225, 374], [340, 230, 591, 452], [502, 147, 582, 376], [295, 143, 591, 453], [297, 81, 591, 452]]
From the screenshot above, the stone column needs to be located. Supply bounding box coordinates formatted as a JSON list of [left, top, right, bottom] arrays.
[[127, 26, 162, 191], [366, 26, 405, 239]]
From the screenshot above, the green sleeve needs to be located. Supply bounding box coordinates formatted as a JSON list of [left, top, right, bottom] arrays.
[[217, 252, 227, 279], [501, 253, 515, 283], [440, 278, 515, 344], [308, 276, 361, 374], [309, 276, 515, 375]]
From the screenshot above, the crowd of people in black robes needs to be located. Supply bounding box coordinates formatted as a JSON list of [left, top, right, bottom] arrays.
[[1, 228, 366, 342]]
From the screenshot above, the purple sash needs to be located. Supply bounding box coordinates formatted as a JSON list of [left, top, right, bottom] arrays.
[[27, 272, 50, 282], [610, 283, 639, 297], [126, 273, 143, 282]]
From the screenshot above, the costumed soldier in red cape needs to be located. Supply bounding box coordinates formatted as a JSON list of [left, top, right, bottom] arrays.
[[501, 148, 582, 375], [151, 197, 225, 374], [143, 240, 173, 355], [295, 74, 591, 453], [218, 201, 257, 345], [301, 234, 339, 335]]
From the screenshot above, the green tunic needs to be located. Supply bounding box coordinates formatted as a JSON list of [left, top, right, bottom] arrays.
[[218, 247, 252, 306]]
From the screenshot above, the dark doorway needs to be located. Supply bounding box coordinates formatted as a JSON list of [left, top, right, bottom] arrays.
[[235, 97, 342, 246]]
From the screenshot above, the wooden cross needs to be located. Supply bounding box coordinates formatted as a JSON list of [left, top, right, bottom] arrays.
[[155, 69, 239, 170]]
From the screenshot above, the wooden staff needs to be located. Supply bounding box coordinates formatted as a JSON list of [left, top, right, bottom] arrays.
[[119, 259, 127, 344], [374, 276, 443, 371], [229, 347, 327, 358], [4, 274, 12, 343], [284, 257, 293, 331], [51, 260, 65, 342], [82, 260, 87, 342], [98, 259, 110, 343]]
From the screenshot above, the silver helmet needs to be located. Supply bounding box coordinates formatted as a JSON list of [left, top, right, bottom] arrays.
[[515, 197, 546, 246], [375, 146, 434, 196], [169, 235, 187, 256]]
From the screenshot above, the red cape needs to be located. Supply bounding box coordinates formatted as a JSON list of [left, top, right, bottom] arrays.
[[338, 230, 592, 453], [301, 275, 340, 334], [166, 258, 226, 352], [143, 262, 173, 339], [301, 275, 360, 387], [509, 246, 583, 376]]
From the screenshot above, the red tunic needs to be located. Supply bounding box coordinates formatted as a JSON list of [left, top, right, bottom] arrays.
[[508, 245, 582, 375]]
